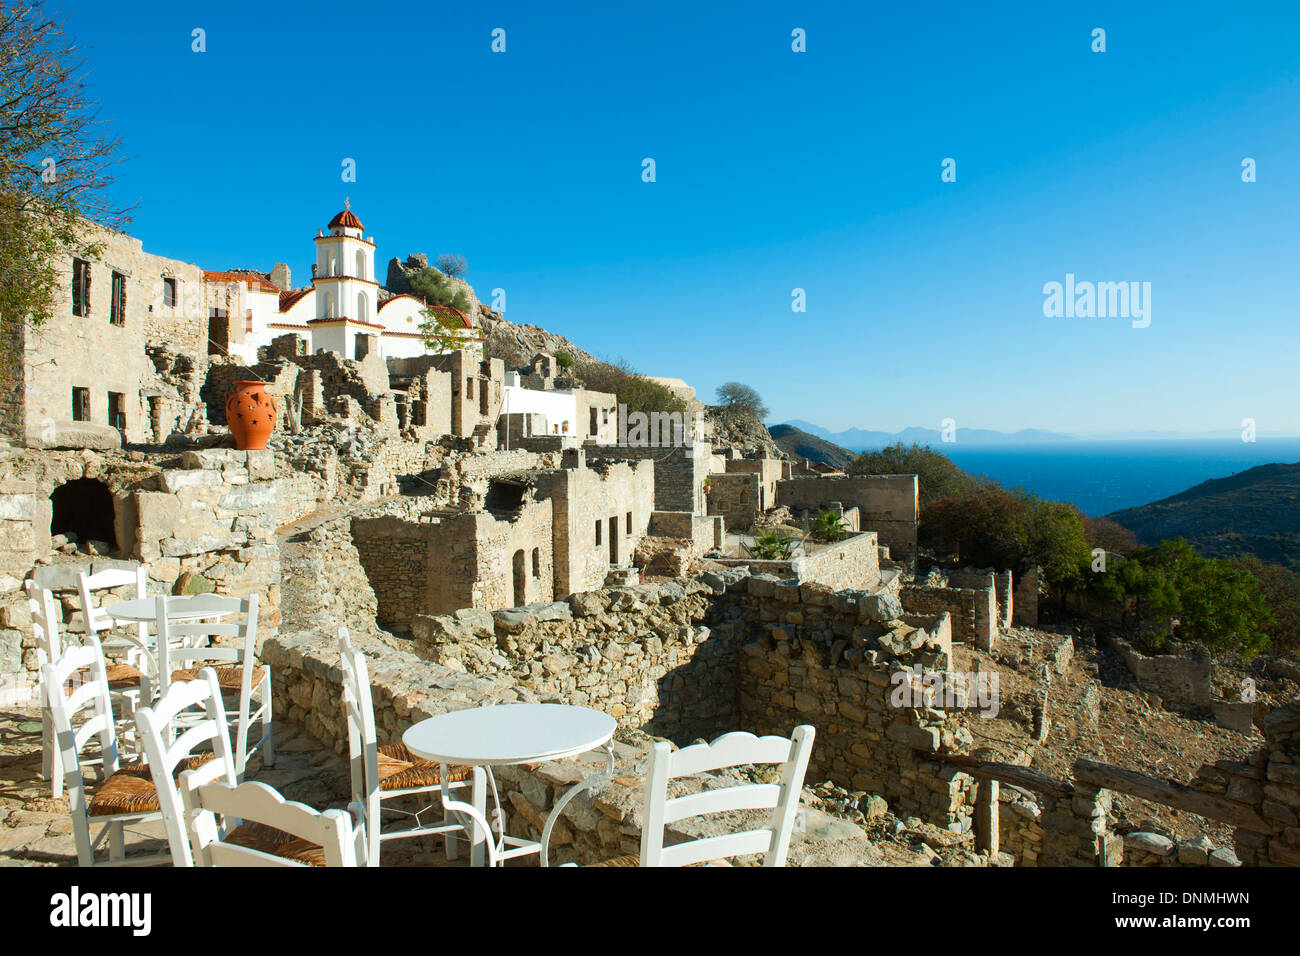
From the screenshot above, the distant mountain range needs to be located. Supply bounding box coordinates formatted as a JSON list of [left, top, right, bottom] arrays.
[[1108, 462, 1300, 571], [778, 421, 1300, 449], [779, 420, 1076, 450]]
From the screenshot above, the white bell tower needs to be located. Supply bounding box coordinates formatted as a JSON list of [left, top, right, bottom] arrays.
[[307, 199, 381, 359]]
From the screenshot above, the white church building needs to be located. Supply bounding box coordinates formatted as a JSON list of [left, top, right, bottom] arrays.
[[203, 202, 481, 363]]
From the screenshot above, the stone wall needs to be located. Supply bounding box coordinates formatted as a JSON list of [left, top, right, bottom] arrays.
[[410, 579, 736, 741], [5, 220, 208, 446], [0, 447, 281, 705], [794, 532, 881, 592], [776, 475, 919, 562], [706, 472, 759, 531], [900, 581, 997, 651], [594, 442, 710, 515], [1107, 635, 1211, 710]]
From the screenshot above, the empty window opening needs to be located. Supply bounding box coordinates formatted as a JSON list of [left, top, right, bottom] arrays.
[[51, 479, 117, 552], [595, 520, 601, 546], [110, 272, 126, 326], [465, 378, 474, 400], [72, 259, 91, 316], [162, 277, 178, 307], [72, 387, 90, 422], [589, 408, 598, 434], [485, 479, 527, 513], [512, 549, 526, 606], [532, 548, 540, 578], [626, 511, 632, 534], [107, 392, 126, 432], [608, 516, 618, 564]]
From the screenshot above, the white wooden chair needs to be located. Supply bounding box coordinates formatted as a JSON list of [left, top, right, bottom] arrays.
[[77, 567, 153, 749], [153, 594, 273, 775], [133, 668, 241, 866], [585, 725, 815, 867], [181, 778, 368, 867], [42, 637, 170, 866], [339, 628, 489, 866], [28, 580, 145, 797]]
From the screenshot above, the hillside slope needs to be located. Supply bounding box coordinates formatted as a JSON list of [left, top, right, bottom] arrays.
[[768, 424, 857, 470], [1108, 461, 1300, 570]]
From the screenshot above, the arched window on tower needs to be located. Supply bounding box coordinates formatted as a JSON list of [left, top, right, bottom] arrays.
[[355, 249, 366, 280], [357, 292, 367, 323]]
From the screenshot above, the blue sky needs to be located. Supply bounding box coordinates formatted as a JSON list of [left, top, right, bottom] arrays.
[[68, 0, 1300, 434]]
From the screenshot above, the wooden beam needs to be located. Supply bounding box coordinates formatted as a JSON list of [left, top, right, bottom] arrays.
[[1074, 758, 1272, 834], [942, 755, 1074, 801]]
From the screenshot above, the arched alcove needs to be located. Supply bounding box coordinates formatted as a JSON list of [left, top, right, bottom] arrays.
[[50, 478, 117, 551]]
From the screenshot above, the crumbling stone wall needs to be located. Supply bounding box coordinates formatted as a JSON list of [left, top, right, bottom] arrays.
[[594, 442, 710, 515], [776, 475, 919, 562], [706, 472, 759, 531], [411, 580, 735, 741], [0, 447, 281, 705], [900, 581, 996, 650], [1106, 635, 1212, 711]]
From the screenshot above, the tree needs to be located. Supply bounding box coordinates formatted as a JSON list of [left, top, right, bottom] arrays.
[[419, 305, 468, 354], [435, 254, 467, 279], [407, 266, 471, 314], [1, 4, 131, 368], [715, 382, 768, 420], [811, 509, 849, 543], [555, 350, 574, 372]]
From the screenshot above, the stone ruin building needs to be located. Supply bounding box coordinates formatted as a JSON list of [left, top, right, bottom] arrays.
[[2, 209, 1298, 868]]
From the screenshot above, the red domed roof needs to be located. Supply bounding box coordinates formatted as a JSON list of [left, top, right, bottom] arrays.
[[328, 207, 364, 230]]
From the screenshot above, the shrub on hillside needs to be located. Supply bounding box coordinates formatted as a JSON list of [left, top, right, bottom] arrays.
[[1091, 539, 1273, 657], [1234, 556, 1300, 655], [572, 358, 687, 416]]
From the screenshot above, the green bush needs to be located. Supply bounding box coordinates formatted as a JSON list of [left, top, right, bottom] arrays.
[[750, 529, 793, 560], [811, 509, 849, 543], [572, 357, 687, 416], [1093, 540, 1273, 657]]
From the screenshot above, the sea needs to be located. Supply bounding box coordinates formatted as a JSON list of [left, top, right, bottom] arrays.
[[847, 439, 1300, 517]]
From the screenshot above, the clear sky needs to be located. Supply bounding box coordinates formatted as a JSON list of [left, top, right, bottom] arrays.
[[64, 0, 1300, 435]]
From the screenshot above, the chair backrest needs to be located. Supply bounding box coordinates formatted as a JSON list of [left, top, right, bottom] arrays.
[[25, 580, 63, 666], [639, 725, 815, 867], [42, 637, 121, 851], [338, 628, 379, 802], [154, 594, 258, 692], [134, 668, 240, 866], [78, 566, 149, 643], [182, 778, 364, 867]]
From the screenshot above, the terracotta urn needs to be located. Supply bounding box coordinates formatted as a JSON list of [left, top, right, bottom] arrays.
[[226, 381, 278, 450]]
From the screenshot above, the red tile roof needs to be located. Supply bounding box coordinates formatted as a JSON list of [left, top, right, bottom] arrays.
[[328, 208, 364, 230], [278, 288, 312, 312], [203, 269, 281, 293]]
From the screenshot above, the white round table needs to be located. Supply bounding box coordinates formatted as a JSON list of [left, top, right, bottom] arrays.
[[105, 594, 238, 623], [403, 703, 617, 866]]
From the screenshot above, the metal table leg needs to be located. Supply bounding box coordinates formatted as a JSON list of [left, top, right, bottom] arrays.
[[539, 744, 618, 867]]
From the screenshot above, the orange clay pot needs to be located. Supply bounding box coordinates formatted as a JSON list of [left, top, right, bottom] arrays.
[[226, 381, 278, 450]]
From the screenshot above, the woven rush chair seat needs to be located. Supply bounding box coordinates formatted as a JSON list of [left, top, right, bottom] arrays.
[[375, 742, 475, 791], [170, 664, 266, 690], [589, 853, 640, 867], [87, 753, 217, 816], [64, 661, 144, 695], [224, 820, 329, 867]]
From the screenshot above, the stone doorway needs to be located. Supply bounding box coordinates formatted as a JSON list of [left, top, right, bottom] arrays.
[[50, 478, 117, 552], [512, 549, 526, 606]]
